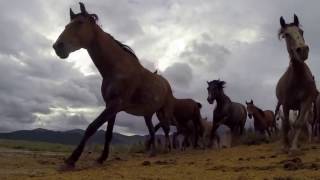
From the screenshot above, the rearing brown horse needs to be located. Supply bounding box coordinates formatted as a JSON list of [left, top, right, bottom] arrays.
[[53, 3, 174, 168], [276, 14, 317, 154], [246, 100, 276, 136]]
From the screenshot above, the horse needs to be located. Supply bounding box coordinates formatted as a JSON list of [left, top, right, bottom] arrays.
[[154, 98, 204, 149], [246, 100, 276, 137], [52, 3, 175, 168], [275, 14, 318, 154], [206, 80, 247, 146]]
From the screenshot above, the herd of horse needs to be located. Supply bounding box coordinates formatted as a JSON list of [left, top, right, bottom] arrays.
[[52, 3, 320, 169]]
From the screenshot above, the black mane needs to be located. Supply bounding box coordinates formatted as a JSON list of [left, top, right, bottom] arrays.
[[113, 38, 138, 59]]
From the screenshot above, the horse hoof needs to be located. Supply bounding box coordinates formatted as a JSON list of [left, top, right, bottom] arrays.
[[59, 163, 75, 171], [279, 145, 290, 154], [96, 158, 105, 165], [148, 150, 156, 157], [289, 149, 304, 157]]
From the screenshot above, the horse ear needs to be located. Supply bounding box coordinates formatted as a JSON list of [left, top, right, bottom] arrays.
[[250, 99, 253, 104], [79, 2, 88, 14], [293, 14, 299, 26], [245, 101, 249, 105], [280, 16, 286, 28], [207, 81, 210, 85], [70, 8, 75, 20]]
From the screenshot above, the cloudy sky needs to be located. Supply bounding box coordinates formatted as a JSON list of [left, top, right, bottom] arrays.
[[1, 0, 320, 135]]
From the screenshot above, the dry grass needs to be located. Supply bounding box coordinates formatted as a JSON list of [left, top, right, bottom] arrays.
[[1, 139, 320, 180]]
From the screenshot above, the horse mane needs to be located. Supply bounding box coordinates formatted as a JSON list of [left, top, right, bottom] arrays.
[[109, 35, 138, 59]]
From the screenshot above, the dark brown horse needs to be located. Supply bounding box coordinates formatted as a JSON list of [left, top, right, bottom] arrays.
[[276, 14, 317, 154], [154, 98, 204, 149], [53, 3, 175, 168], [246, 100, 276, 136], [206, 80, 247, 146]]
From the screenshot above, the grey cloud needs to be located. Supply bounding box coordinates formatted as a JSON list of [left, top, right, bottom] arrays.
[[163, 62, 193, 88], [180, 33, 231, 73]]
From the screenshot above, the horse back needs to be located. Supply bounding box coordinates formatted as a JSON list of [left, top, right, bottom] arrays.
[[173, 98, 201, 122], [124, 69, 174, 116]]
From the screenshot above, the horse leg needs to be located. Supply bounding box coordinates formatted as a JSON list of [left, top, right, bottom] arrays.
[[281, 106, 290, 153], [307, 122, 313, 143], [290, 101, 312, 155], [156, 111, 171, 152], [191, 118, 199, 149], [162, 124, 171, 151], [182, 132, 189, 151], [172, 131, 180, 149], [64, 109, 115, 168], [266, 128, 272, 141], [151, 122, 162, 150], [209, 123, 219, 148], [144, 115, 156, 157], [97, 114, 116, 164]]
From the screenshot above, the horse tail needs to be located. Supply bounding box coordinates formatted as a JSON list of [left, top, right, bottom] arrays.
[[271, 111, 278, 133], [193, 103, 204, 137], [274, 101, 281, 120]]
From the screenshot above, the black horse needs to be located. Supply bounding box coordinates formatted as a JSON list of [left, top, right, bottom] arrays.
[[206, 80, 247, 146]]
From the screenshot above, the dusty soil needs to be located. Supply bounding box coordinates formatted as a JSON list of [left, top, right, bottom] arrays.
[[1, 143, 320, 180]]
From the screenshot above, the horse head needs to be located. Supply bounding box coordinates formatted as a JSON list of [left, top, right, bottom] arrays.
[[278, 14, 309, 62], [53, 2, 99, 59]]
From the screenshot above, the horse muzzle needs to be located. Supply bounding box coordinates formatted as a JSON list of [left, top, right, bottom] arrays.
[[53, 42, 69, 59], [296, 46, 309, 61]]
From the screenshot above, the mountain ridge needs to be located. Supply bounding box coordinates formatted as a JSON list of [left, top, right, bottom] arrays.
[[0, 128, 146, 145]]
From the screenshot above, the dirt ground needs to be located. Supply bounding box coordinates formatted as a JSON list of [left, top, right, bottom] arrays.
[[1, 142, 320, 180]]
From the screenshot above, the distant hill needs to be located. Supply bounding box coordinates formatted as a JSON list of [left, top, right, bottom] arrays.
[[0, 128, 145, 146]]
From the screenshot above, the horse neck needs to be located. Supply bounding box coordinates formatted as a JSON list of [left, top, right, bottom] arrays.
[[288, 58, 316, 88], [252, 106, 264, 121], [216, 91, 231, 109], [290, 58, 306, 73], [87, 26, 141, 77]]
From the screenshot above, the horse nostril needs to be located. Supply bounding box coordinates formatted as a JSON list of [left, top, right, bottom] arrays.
[[296, 47, 302, 53], [53, 42, 64, 50], [305, 46, 309, 52]]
